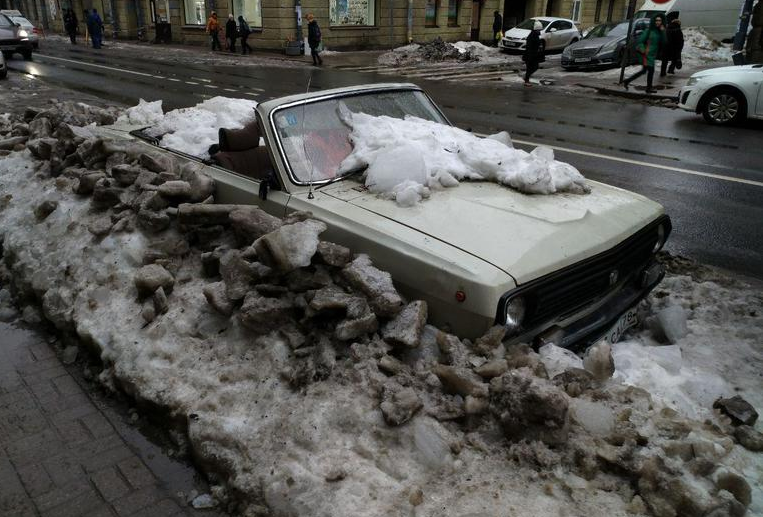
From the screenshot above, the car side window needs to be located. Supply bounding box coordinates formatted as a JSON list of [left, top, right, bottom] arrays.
[[558, 21, 573, 30], [0, 15, 13, 27]]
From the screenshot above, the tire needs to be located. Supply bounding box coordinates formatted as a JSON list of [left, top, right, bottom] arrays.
[[21, 50, 32, 61], [0, 68, 6, 79], [701, 88, 746, 125]]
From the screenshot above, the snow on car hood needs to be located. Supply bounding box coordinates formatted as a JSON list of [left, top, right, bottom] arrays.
[[504, 27, 531, 39], [693, 64, 763, 79], [323, 179, 664, 284]]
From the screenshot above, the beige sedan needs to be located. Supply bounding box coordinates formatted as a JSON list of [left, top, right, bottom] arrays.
[[109, 83, 671, 345]]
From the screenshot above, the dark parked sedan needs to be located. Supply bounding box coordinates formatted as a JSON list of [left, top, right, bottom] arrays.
[[561, 19, 648, 70]]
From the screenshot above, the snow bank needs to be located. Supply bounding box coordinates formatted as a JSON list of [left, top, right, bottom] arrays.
[[683, 27, 733, 64], [116, 98, 164, 126], [143, 96, 258, 159], [339, 113, 590, 206]]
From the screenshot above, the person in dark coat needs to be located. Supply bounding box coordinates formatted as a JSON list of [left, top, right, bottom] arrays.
[[225, 14, 237, 53], [661, 18, 684, 76], [64, 9, 78, 44], [238, 16, 252, 54], [87, 9, 103, 49], [307, 13, 322, 66], [492, 11, 503, 47], [522, 20, 543, 86], [623, 14, 666, 94]]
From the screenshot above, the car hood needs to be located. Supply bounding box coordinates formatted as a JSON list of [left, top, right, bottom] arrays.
[[693, 64, 763, 79], [568, 35, 622, 50], [505, 28, 530, 39], [322, 179, 664, 284]]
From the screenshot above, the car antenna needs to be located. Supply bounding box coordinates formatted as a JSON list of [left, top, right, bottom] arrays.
[[302, 73, 315, 200]]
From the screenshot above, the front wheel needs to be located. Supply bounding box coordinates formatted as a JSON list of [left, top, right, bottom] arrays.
[[0, 68, 7, 79], [702, 89, 745, 125]]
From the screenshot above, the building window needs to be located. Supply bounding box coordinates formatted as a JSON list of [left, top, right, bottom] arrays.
[[232, 0, 262, 27], [184, 0, 206, 25], [447, 0, 458, 26], [425, 0, 437, 27], [571, 0, 582, 22], [329, 0, 375, 26]]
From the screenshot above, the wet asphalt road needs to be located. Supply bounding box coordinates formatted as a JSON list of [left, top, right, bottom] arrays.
[[5, 44, 763, 279]]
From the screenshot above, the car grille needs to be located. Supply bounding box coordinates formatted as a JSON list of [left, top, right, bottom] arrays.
[[497, 216, 671, 328], [0, 39, 21, 45], [571, 48, 598, 58]]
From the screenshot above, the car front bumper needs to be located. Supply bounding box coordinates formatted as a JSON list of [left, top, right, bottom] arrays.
[[501, 39, 526, 51], [678, 85, 703, 113], [0, 39, 32, 53], [561, 51, 618, 68]]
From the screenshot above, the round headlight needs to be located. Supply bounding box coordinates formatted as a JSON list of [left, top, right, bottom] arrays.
[[505, 297, 526, 334], [653, 223, 666, 253]]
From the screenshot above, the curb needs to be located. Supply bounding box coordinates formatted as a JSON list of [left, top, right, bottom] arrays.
[[578, 83, 679, 101]]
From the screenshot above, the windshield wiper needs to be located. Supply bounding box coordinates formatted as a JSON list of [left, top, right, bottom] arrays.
[[314, 166, 367, 190]]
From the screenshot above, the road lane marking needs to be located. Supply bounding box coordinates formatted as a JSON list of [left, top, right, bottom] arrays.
[[474, 132, 762, 187], [33, 54, 154, 77], [185, 81, 199, 85], [223, 88, 238, 92]]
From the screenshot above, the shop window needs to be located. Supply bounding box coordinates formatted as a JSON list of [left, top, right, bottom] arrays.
[[330, 0, 375, 26], [232, 0, 262, 27], [184, 0, 206, 25], [425, 0, 437, 27], [570, 0, 582, 22], [447, 0, 458, 26]]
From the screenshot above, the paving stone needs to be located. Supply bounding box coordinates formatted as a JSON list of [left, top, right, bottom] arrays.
[[16, 356, 64, 376], [51, 374, 83, 397], [116, 457, 155, 490], [22, 363, 69, 385], [27, 377, 59, 403], [40, 391, 93, 416], [129, 498, 184, 517], [16, 462, 55, 498], [111, 486, 167, 516], [80, 443, 135, 474], [33, 478, 91, 513], [40, 484, 104, 517], [5, 428, 64, 464], [49, 398, 98, 424], [54, 418, 93, 447], [0, 388, 37, 411], [29, 341, 56, 361], [43, 451, 86, 487], [90, 466, 131, 502], [80, 411, 115, 440], [84, 505, 118, 517], [0, 369, 23, 394]]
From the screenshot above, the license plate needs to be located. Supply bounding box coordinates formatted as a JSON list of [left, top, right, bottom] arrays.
[[575, 57, 592, 63], [601, 307, 638, 344]]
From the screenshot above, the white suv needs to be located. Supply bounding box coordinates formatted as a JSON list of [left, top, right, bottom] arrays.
[[501, 17, 581, 53]]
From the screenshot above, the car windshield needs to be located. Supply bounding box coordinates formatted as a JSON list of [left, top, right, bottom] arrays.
[[0, 14, 13, 27], [516, 18, 550, 30], [585, 22, 628, 38], [273, 90, 447, 184], [9, 16, 32, 27]]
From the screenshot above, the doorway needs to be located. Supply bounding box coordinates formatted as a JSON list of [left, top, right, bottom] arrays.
[[546, 0, 561, 17], [502, 0, 526, 29], [470, 0, 481, 40]]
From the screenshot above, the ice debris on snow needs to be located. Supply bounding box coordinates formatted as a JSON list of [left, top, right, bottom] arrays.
[[339, 113, 589, 206], [116, 98, 164, 126], [142, 96, 258, 159]]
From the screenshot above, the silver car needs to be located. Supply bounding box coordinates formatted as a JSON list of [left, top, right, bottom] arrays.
[[562, 19, 649, 70], [0, 10, 39, 49], [501, 17, 581, 53]]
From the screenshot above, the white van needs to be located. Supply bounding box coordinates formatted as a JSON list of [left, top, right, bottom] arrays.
[[635, 0, 741, 41]]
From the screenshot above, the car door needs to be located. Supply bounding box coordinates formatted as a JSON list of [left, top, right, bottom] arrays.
[[557, 20, 576, 46], [545, 21, 563, 49], [755, 67, 763, 116]]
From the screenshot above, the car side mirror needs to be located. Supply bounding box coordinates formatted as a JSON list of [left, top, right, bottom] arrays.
[[549, 28, 558, 32]]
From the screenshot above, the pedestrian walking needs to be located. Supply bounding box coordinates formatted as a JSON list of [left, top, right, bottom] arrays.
[[226, 14, 237, 53], [87, 8, 104, 49], [206, 12, 221, 51], [522, 20, 544, 86], [492, 11, 503, 47], [660, 17, 684, 76], [623, 14, 666, 94], [64, 9, 78, 44], [307, 13, 323, 66], [238, 16, 252, 54]]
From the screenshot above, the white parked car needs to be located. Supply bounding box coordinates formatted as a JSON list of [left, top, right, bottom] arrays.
[[678, 64, 763, 125], [105, 84, 670, 344], [501, 17, 581, 53], [0, 10, 39, 49]]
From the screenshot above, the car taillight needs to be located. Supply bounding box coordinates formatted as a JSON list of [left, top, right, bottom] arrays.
[[33, 27, 40, 34]]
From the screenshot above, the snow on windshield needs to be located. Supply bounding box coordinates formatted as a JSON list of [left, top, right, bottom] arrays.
[[118, 97, 258, 159], [339, 113, 590, 207]]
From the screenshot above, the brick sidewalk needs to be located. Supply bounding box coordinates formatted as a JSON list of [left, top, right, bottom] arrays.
[[0, 321, 221, 517]]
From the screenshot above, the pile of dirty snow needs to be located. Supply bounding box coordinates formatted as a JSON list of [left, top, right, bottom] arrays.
[[339, 112, 590, 205], [120, 97, 259, 159], [683, 27, 733, 64], [378, 37, 511, 66], [1, 101, 762, 517]]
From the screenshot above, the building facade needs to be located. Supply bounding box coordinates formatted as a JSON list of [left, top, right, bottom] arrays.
[[2, 0, 648, 50]]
